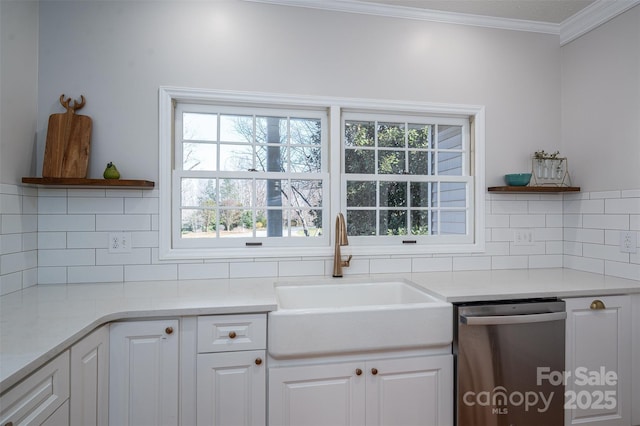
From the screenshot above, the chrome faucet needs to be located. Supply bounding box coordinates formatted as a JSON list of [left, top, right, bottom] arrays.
[[333, 213, 352, 277]]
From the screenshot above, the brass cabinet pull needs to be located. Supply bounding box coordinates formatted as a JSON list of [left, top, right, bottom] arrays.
[[255, 358, 262, 365], [590, 300, 606, 310], [5, 422, 14, 426], [371, 368, 378, 375], [355, 368, 363, 376], [228, 331, 237, 339], [165, 326, 174, 335]]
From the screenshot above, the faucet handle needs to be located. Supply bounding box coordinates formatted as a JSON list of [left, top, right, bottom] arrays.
[[342, 255, 352, 267]]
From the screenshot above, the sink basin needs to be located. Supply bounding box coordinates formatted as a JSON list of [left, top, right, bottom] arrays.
[[276, 280, 436, 309], [268, 279, 452, 359]]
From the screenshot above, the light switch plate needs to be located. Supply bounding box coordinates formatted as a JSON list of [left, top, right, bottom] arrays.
[[513, 228, 534, 246]]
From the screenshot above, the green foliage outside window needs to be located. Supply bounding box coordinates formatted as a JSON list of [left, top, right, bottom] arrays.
[[345, 120, 434, 237]]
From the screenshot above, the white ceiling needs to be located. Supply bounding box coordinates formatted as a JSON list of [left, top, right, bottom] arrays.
[[358, 0, 596, 24]]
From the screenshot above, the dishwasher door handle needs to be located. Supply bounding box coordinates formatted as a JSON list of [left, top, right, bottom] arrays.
[[460, 311, 566, 325]]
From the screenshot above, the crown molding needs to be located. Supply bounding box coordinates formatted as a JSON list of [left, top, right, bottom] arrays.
[[247, 0, 559, 34], [560, 0, 640, 45], [247, 0, 640, 44]]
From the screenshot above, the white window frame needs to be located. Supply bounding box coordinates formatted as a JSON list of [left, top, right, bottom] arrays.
[[173, 103, 329, 250], [159, 87, 485, 260]]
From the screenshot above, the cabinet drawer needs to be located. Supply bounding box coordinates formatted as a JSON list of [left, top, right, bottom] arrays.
[[197, 314, 266, 353], [41, 399, 69, 426], [0, 351, 70, 426]]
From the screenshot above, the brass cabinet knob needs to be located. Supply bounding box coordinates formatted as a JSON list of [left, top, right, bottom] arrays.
[[228, 331, 237, 339], [5, 422, 14, 426], [355, 368, 363, 376], [255, 358, 262, 365], [590, 299, 606, 310], [165, 326, 174, 335], [371, 368, 378, 375]]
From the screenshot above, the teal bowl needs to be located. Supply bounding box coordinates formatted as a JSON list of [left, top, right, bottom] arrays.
[[504, 173, 532, 186]]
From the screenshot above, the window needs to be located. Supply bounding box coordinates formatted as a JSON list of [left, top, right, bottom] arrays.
[[159, 88, 485, 260], [173, 103, 329, 250], [342, 113, 473, 245]]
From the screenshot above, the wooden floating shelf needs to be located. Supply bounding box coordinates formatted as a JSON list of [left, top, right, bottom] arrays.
[[22, 177, 155, 189], [488, 186, 580, 193]]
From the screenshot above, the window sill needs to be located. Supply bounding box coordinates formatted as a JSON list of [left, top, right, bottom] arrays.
[[159, 241, 484, 261]]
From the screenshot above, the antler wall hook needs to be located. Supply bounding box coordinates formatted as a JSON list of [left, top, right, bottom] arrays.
[[59, 94, 86, 113]]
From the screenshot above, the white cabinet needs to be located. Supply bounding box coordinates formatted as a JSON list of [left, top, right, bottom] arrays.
[[0, 351, 70, 426], [70, 325, 109, 426], [1, 326, 107, 426], [105, 314, 267, 426], [564, 295, 632, 426], [268, 354, 453, 426], [109, 319, 179, 426], [196, 314, 266, 426]]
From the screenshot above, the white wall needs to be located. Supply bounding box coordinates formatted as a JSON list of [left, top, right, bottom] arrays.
[[0, 0, 39, 184], [561, 5, 640, 192], [559, 5, 640, 280], [2, 1, 638, 290], [0, 1, 39, 295], [36, 0, 561, 185]]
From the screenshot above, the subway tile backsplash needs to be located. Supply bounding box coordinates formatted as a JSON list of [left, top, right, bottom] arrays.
[[0, 184, 38, 295], [564, 190, 640, 280], [0, 183, 638, 293]]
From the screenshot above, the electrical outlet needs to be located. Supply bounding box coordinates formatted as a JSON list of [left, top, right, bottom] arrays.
[[619, 231, 637, 253], [513, 228, 534, 246], [109, 232, 132, 253]]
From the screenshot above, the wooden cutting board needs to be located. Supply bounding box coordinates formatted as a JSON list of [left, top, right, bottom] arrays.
[[42, 94, 92, 178]]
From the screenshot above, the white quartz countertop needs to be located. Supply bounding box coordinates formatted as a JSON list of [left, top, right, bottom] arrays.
[[405, 268, 640, 303], [0, 278, 277, 392], [2, 268, 639, 392]]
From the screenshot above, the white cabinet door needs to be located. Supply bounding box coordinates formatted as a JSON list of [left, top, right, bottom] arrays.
[[365, 355, 453, 426], [70, 325, 109, 426], [109, 319, 179, 426], [196, 350, 265, 426], [565, 295, 631, 426], [269, 355, 451, 426], [268, 361, 366, 426]]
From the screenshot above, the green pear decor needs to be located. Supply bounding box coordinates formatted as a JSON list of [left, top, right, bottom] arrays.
[[103, 162, 120, 179]]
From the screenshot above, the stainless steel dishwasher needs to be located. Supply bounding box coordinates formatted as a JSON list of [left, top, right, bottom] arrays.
[[454, 299, 566, 426]]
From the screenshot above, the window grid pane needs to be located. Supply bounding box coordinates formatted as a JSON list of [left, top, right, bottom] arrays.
[[180, 175, 325, 240], [177, 107, 325, 243], [344, 117, 468, 238]]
